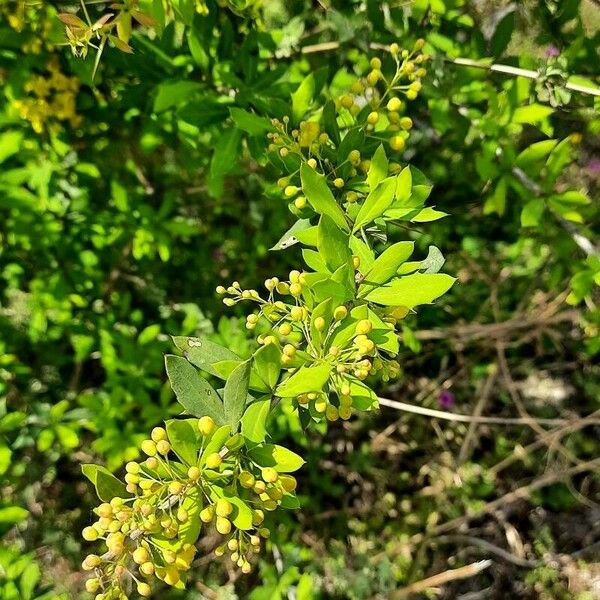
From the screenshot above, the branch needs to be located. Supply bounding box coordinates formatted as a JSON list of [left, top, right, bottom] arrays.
[[387, 560, 493, 598], [376, 397, 591, 427], [447, 57, 600, 97]]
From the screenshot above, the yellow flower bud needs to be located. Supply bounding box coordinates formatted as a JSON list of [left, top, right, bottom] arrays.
[[198, 416, 216, 436], [314, 317, 326, 331], [215, 498, 233, 517], [133, 547, 150, 564], [370, 57, 382, 70], [206, 453, 222, 469], [188, 466, 200, 481], [326, 405, 339, 421], [253, 509, 265, 526], [367, 111, 379, 125], [340, 94, 354, 109], [307, 158, 317, 169], [333, 306, 348, 321], [156, 440, 170, 455], [97, 503, 112, 518], [390, 42, 400, 55], [348, 149, 361, 165], [351, 80, 365, 94], [200, 506, 214, 523], [389, 135, 406, 151], [137, 582, 152, 597], [168, 481, 183, 495], [355, 319, 373, 335], [400, 117, 413, 130], [239, 471, 256, 488], [294, 196, 307, 209], [280, 475, 297, 492], [353, 256, 361, 269], [290, 306, 304, 321], [333, 177, 344, 189], [387, 97, 402, 112], [284, 185, 299, 198], [261, 467, 279, 483], [151, 426, 167, 442], [82, 526, 98, 541], [314, 398, 327, 413], [289, 282, 302, 297], [339, 405, 352, 420], [216, 516, 232, 535]]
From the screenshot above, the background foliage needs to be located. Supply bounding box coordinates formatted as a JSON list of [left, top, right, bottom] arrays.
[[0, 0, 599, 598]]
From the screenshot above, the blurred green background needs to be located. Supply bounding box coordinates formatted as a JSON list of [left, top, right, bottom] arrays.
[[0, 0, 599, 598]]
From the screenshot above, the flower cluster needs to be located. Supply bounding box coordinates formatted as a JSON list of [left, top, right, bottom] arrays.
[[267, 41, 429, 215], [13, 59, 81, 134], [217, 272, 401, 422], [82, 416, 298, 598]]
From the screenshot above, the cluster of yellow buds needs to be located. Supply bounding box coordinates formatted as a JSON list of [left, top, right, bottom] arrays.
[[81, 416, 297, 598], [219, 267, 402, 423], [13, 59, 81, 134], [264, 43, 428, 218]]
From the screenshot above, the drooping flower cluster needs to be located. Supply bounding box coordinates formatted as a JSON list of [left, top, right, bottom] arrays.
[[82, 416, 298, 598]]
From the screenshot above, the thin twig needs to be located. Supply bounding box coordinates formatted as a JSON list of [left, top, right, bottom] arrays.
[[385, 560, 493, 598], [458, 370, 497, 464], [434, 535, 539, 568], [446, 57, 600, 97], [376, 397, 584, 426]]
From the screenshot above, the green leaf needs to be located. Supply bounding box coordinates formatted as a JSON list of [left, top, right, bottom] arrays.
[[348, 379, 379, 411], [349, 235, 375, 273], [353, 177, 397, 231], [483, 177, 507, 216], [0, 506, 28, 525], [490, 9, 514, 57], [199, 425, 231, 467], [165, 355, 225, 424], [317, 215, 351, 272], [275, 364, 331, 397], [513, 104, 554, 124], [394, 166, 413, 205], [165, 419, 199, 465], [241, 399, 270, 444], [367, 144, 388, 191], [0, 131, 23, 165], [300, 163, 348, 232], [521, 198, 545, 227], [361, 241, 415, 289], [292, 73, 315, 122], [154, 81, 201, 113], [172, 336, 240, 378], [210, 128, 242, 179], [81, 464, 129, 502], [253, 344, 281, 390], [248, 444, 305, 472], [364, 273, 456, 308], [271, 219, 312, 251], [411, 207, 449, 222], [229, 107, 273, 135], [515, 139, 558, 169], [223, 360, 251, 431]]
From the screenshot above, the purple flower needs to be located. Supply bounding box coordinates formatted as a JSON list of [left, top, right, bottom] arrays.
[[212, 247, 225, 262], [545, 46, 560, 58], [438, 390, 455, 410], [586, 158, 600, 175]]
